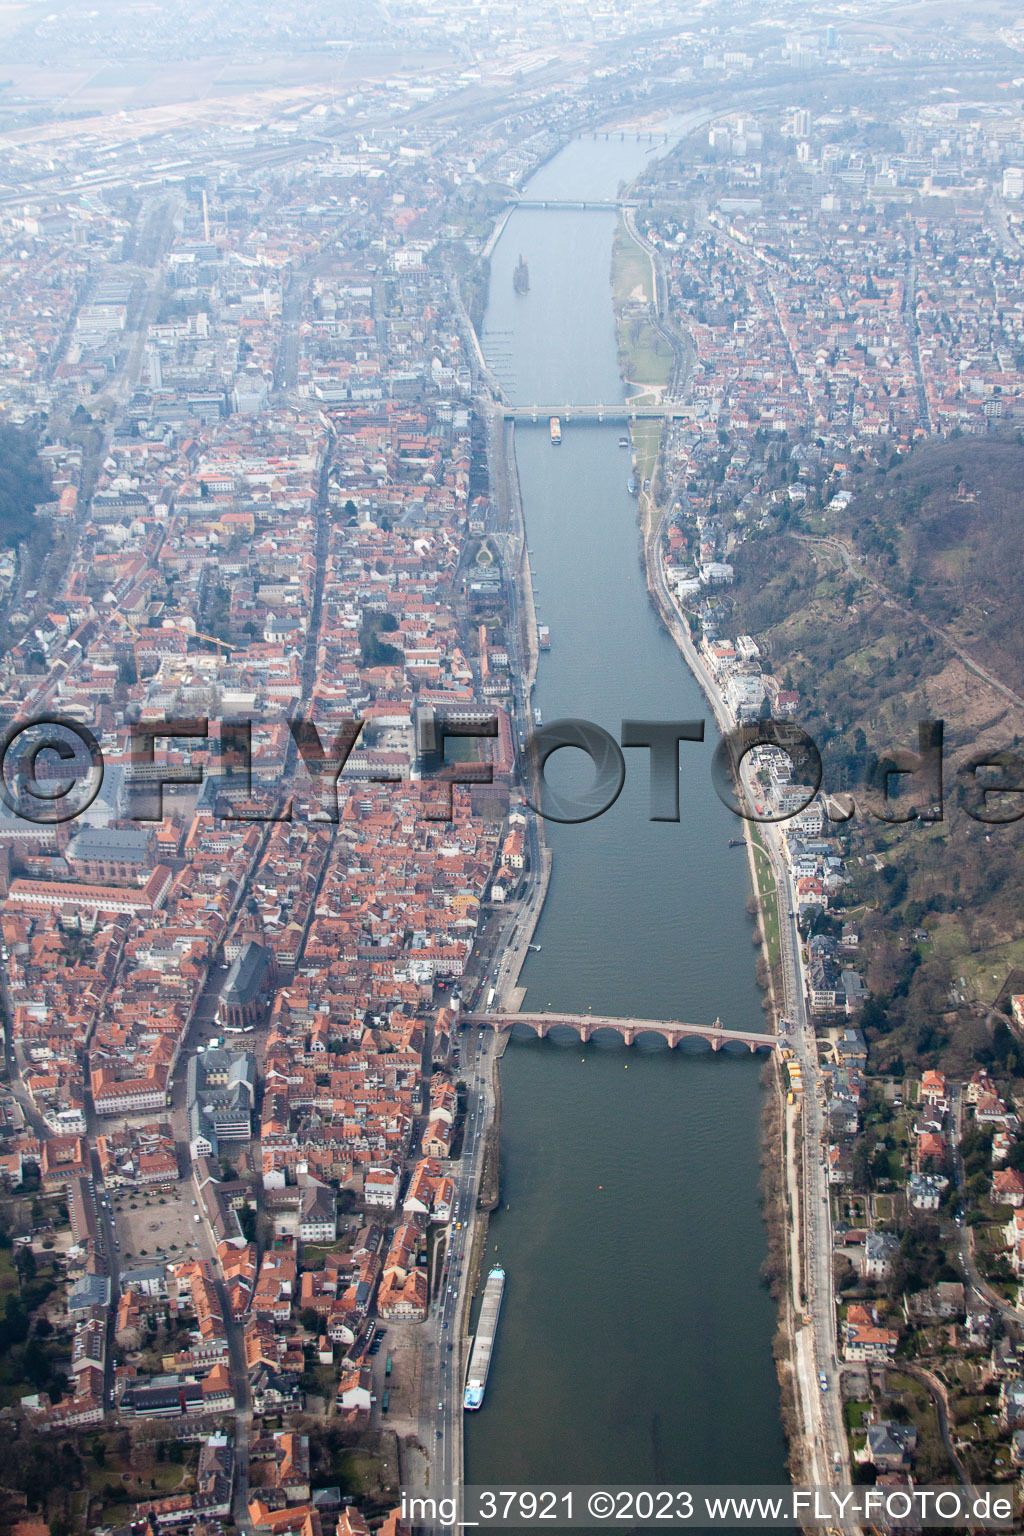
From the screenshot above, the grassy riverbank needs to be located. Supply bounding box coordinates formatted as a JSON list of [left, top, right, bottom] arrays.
[[611, 218, 672, 392], [611, 219, 655, 306]]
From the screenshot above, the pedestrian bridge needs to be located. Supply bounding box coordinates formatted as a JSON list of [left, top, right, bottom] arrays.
[[464, 1013, 777, 1052]]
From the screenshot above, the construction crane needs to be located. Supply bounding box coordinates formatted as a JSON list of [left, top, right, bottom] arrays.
[[193, 631, 236, 659]]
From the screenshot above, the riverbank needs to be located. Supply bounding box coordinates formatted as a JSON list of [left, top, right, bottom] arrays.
[[612, 199, 829, 1487]]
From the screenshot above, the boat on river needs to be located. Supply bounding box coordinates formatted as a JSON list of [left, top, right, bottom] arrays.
[[465, 1265, 506, 1410]]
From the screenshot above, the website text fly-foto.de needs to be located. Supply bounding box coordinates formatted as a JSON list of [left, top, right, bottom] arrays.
[[2, 712, 1022, 829]]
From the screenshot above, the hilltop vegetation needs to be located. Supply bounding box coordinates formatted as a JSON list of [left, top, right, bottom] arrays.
[[846, 436, 1024, 682]]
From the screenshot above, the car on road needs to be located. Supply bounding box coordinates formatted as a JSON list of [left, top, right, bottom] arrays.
[[819, 1371, 829, 1393]]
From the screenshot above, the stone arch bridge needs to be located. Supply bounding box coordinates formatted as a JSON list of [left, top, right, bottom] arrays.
[[464, 1013, 777, 1052]]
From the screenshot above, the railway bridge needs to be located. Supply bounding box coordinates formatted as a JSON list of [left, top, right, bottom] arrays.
[[464, 1012, 777, 1052]]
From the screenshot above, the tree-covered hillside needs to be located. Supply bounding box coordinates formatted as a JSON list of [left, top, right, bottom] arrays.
[[727, 435, 1024, 1079]]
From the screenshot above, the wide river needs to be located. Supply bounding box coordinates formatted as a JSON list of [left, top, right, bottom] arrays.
[[464, 135, 788, 1498]]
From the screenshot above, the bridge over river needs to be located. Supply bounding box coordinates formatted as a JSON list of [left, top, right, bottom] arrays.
[[464, 1012, 777, 1052], [510, 197, 644, 211], [503, 401, 690, 423]]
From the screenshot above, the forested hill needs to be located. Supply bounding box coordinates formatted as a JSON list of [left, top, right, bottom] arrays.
[[726, 434, 1024, 1078], [0, 423, 50, 549], [845, 436, 1024, 685]]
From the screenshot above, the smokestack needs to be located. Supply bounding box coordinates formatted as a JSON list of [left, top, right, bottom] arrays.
[[202, 188, 210, 242]]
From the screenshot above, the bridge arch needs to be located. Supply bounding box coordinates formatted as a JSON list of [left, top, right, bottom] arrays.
[[583, 1022, 633, 1047], [510, 1017, 549, 1040], [632, 1026, 672, 1050]]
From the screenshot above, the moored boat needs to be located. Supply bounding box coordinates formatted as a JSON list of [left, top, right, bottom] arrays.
[[464, 1266, 505, 1410]]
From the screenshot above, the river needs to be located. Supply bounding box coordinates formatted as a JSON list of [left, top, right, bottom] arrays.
[[464, 134, 789, 1500]]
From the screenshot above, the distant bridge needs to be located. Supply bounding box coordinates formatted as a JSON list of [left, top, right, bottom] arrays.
[[509, 197, 643, 212], [503, 402, 689, 423], [465, 1013, 777, 1052]]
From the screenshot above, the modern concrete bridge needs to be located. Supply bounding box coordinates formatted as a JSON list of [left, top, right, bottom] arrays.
[[503, 401, 690, 423], [510, 197, 644, 211], [464, 1012, 777, 1052]]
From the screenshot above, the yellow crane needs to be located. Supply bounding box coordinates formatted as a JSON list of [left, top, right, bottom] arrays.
[[193, 631, 236, 659]]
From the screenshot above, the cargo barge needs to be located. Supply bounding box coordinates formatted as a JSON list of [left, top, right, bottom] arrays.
[[464, 1265, 505, 1410]]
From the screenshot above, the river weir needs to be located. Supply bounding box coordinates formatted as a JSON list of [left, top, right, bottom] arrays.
[[463, 136, 790, 1497]]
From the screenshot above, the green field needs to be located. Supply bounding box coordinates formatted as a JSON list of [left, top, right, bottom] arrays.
[[612, 221, 655, 305], [616, 315, 673, 388], [630, 419, 663, 490], [748, 831, 781, 971]]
